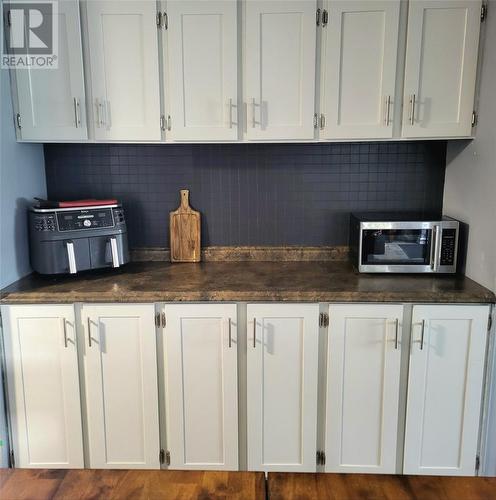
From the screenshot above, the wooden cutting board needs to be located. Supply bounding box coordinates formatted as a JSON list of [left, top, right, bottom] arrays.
[[170, 190, 201, 262]]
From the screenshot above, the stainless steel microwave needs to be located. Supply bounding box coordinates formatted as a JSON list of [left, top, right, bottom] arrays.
[[350, 212, 460, 273]]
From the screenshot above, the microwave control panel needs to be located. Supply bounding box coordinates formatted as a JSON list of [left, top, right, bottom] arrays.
[[440, 228, 457, 266]]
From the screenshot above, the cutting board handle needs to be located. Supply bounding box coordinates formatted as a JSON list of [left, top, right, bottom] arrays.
[[180, 189, 190, 210]]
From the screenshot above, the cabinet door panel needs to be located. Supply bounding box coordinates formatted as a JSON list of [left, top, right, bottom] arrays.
[[404, 305, 489, 475], [325, 304, 403, 473], [247, 304, 319, 472], [2, 305, 83, 468], [15, 0, 87, 141], [80, 304, 159, 469], [245, 1, 316, 140], [166, 1, 237, 141], [86, 1, 161, 141], [163, 304, 238, 470], [402, 0, 481, 138], [321, 1, 400, 139]]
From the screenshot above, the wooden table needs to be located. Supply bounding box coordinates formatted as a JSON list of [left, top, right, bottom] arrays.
[[268, 472, 496, 500], [0, 469, 265, 500]]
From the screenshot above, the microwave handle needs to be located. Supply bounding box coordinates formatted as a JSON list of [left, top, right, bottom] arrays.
[[109, 237, 120, 268], [66, 241, 77, 274], [431, 225, 441, 271]]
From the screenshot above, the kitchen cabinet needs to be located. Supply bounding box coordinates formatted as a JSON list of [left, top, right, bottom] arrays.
[[85, 0, 161, 141], [247, 304, 319, 472], [79, 304, 160, 469], [320, 0, 400, 139], [1, 305, 84, 468], [165, 0, 238, 141], [161, 304, 238, 470], [325, 304, 403, 473], [402, 0, 482, 138], [12, 0, 87, 141], [244, 0, 317, 140], [404, 305, 489, 475]]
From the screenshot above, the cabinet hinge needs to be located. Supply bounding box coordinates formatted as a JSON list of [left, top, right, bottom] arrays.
[[9, 450, 15, 468], [160, 114, 166, 131], [481, 3, 487, 22], [322, 9, 329, 27], [476, 454, 480, 472], [471, 111, 478, 127], [316, 450, 326, 466], [316, 8, 321, 26], [15, 113, 21, 129], [319, 313, 329, 328], [313, 113, 318, 128]]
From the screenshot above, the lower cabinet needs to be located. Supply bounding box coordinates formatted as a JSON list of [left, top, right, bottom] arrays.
[[79, 304, 160, 469], [325, 304, 403, 473], [404, 305, 488, 476], [2, 305, 84, 468], [161, 304, 238, 470], [247, 304, 319, 472]]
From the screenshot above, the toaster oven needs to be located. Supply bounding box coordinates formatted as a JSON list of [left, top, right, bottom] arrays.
[[350, 212, 460, 273]]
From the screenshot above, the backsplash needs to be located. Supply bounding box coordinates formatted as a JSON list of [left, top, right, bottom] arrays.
[[44, 142, 446, 249]]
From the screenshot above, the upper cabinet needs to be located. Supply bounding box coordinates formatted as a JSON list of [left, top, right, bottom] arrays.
[[13, 0, 87, 141], [320, 0, 400, 139], [401, 0, 482, 138], [85, 0, 161, 141], [165, 0, 238, 141], [244, 0, 317, 140]]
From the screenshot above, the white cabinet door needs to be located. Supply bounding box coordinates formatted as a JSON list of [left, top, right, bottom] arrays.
[[165, 0, 238, 141], [325, 304, 403, 473], [85, 1, 161, 141], [14, 0, 87, 141], [244, 1, 317, 140], [247, 304, 319, 472], [320, 1, 400, 139], [402, 0, 481, 138], [80, 304, 160, 469], [1, 305, 84, 468], [404, 305, 489, 475], [162, 304, 238, 470]]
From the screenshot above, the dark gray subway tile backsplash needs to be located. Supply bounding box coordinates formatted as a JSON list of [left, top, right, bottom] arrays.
[[44, 142, 446, 249]]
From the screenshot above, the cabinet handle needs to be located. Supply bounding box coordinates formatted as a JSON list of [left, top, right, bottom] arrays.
[[250, 98, 256, 128], [63, 319, 68, 348], [228, 318, 232, 348], [228, 98, 233, 129], [384, 95, 391, 126], [87, 318, 92, 347], [420, 319, 425, 350], [167, 115, 172, 131], [394, 318, 399, 349], [252, 318, 257, 348], [96, 99, 105, 128], [409, 94, 416, 125], [73, 97, 81, 128]]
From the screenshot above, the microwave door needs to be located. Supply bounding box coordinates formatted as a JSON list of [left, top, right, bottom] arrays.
[[359, 225, 435, 272]]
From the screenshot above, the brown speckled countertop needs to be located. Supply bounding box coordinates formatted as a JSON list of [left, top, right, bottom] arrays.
[[0, 261, 494, 304]]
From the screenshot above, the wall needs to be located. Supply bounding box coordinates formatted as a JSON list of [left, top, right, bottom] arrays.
[[443, 6, 496, 475], [45, 141, 447, 249], [0, 70, 46, 468]]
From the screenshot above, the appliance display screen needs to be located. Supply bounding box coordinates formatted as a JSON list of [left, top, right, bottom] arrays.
[[57, 209, 114, 231], [361, 229, 432, 266]]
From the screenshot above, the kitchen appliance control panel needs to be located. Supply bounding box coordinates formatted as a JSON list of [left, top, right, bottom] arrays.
[[440, 228, 457, 266], [56, 208, 114, 231]]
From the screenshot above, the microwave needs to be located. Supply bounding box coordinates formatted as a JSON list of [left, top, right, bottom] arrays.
[[350, 212, 460, 273]]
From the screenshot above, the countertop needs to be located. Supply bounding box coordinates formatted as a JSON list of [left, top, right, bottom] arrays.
[[1, 261, 494, 304]]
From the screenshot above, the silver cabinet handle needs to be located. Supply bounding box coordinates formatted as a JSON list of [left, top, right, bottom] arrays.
[[73, 97, 81, 128], [109, 237, 120, 268], [167, 115, 171, 131], [420, 319, 425, 350], [384, 95, 391, 126], [96, 99, 105, 128], [392, 318, 399, 349], [87, 317, 92, 347], [250, 98, 256, 128], [228, 98, 233, 129], [253, 318, 256, 348], [63, 319, 68, 348], [228, 318, 232, 348], [320, 113, 326, 130], [66, 241, 77, 274], [409, 94, 416, 125]]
